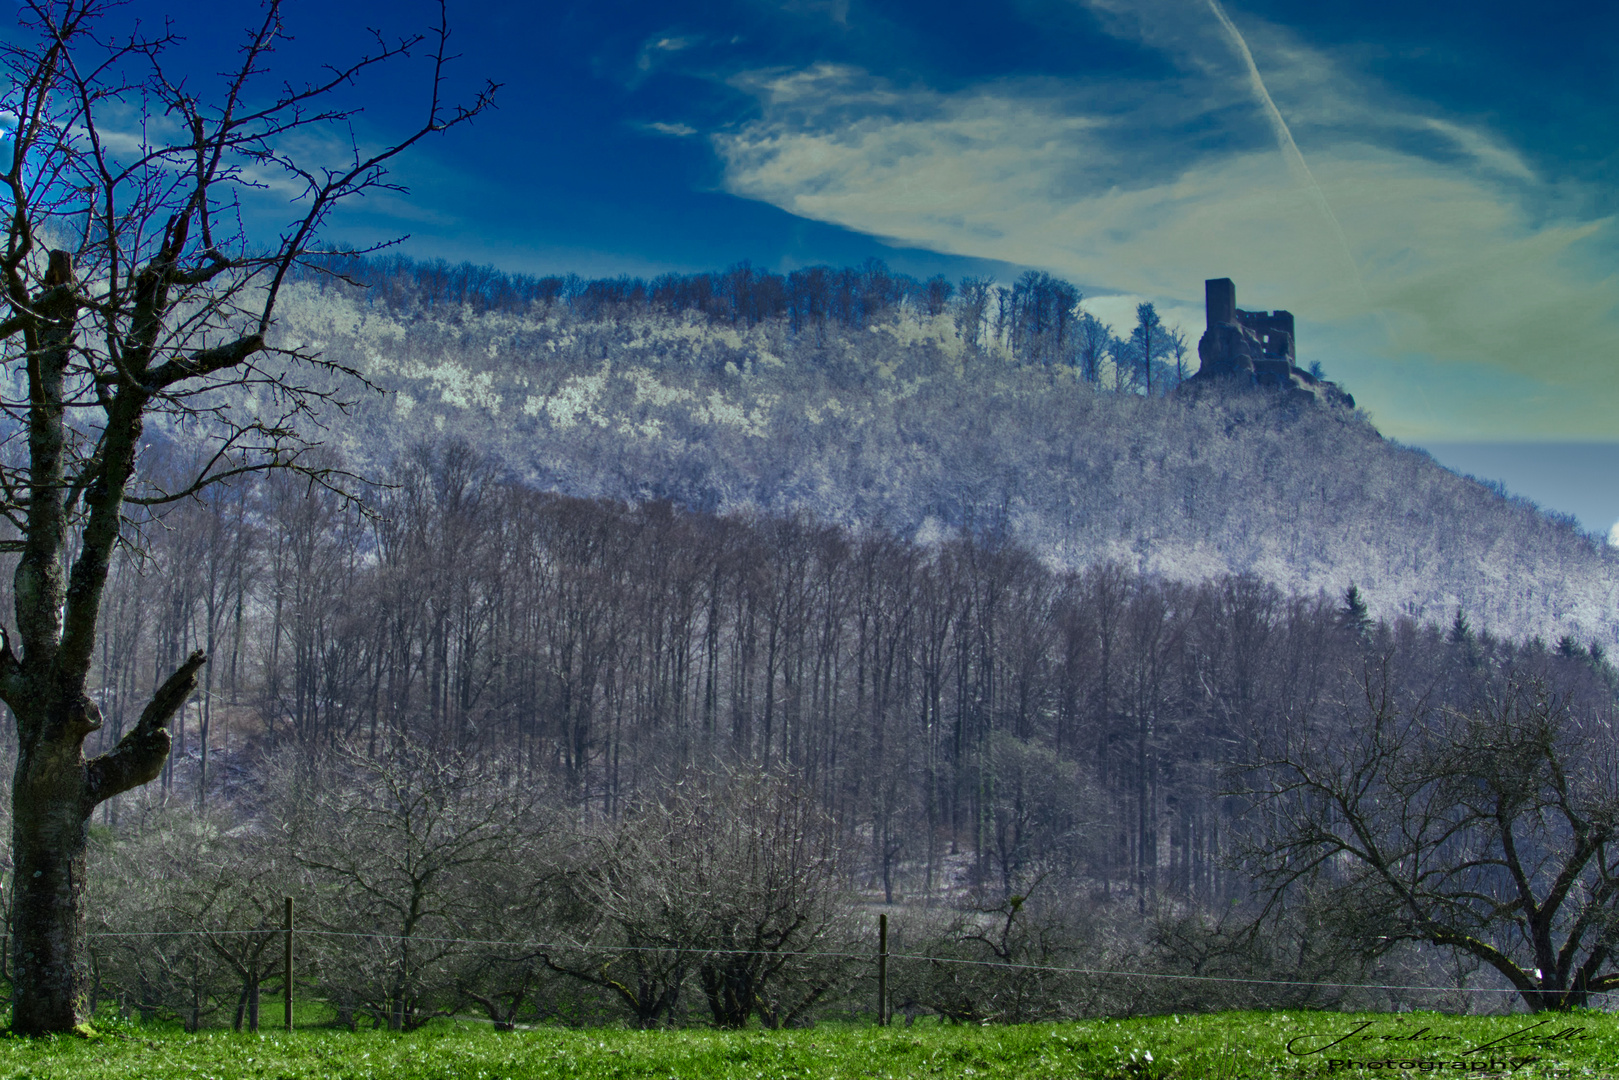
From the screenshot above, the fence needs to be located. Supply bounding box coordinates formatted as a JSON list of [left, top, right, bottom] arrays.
[[63, 902, 1572, 1033]]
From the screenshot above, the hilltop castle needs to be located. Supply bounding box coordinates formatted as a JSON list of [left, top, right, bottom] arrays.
[[1190, 277, 1353, 408]]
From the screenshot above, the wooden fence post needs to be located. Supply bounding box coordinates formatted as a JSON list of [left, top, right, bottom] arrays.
[[878, 912, 889, 1026], [284, 896, 294, 1032]]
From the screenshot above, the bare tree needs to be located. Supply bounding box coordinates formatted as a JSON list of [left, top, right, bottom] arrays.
[[1130, 302, 1164, 396], [953, 277, 993, 351], [550, 766, 854, 1029], [1241, 678, 1619, 1011], [91, 802, 297, 1031], [1073, 310, 1111, 384], [284, 741, 537, 1032], [892, 883, 1104, 1024], [674, 768, 854, 1028], [1166, 326, 1189, 388], [542, 824, 698, 1029], [0, 0, 492, 1032]]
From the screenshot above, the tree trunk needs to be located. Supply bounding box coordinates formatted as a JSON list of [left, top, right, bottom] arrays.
[[8, 652, 206, 1033], [10, 726, 92, 1035]]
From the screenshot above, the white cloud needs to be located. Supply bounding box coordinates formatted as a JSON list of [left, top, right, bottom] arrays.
[[708, 5, 1619, 441], [643, 121, 699, 138], [1083, 293, 1201, 344], [1610, 520, 1619, 548], [637, 34, 698, 73], [1420, 119, 1536, 182]]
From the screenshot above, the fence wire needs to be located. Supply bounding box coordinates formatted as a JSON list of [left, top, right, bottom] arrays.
[[81, 926, 1577, 997]]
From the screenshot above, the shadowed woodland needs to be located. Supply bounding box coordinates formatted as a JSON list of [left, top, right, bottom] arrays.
[[0, 442, 1608, 1028]]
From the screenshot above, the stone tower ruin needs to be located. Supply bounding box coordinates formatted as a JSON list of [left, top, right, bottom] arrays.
[[1190, 277, 1352, 407]]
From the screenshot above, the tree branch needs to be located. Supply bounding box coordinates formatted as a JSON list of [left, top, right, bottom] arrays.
[[83, 648, 205, 806], [144, 332, 265, 389]]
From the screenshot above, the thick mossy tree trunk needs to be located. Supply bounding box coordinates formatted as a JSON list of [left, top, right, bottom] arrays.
[[8, 658, 204, 1032]]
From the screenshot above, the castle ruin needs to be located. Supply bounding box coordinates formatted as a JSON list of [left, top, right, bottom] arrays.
[[1190, 277, 1353, 408]]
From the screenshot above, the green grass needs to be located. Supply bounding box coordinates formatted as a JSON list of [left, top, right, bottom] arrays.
[[0, 1010, 1614, 1079]]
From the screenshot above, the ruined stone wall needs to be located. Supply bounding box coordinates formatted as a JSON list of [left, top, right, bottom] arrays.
[[1236, 309, 1294, 362], [1190, 277, 1352, 408]]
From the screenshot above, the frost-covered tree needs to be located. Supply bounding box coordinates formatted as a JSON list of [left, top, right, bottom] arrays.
[[1130, 302, 1166, 396]]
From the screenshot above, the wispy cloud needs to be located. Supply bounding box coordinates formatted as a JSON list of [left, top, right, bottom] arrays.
[[1204, 0, 1361, 292], [642, 121, 699, 138], [637, 34, 698, 73], [709, 1, 1618, 440]]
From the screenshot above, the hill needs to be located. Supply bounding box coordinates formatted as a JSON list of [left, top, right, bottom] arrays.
[[270, 269, 1618, 647]]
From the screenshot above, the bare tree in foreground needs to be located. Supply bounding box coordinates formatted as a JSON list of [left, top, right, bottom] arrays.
[[1242, 678, 1619, 1011], [548, 767, 855, 1029], [0, 0, 490, 1032], [285, 743, 539, 1031]]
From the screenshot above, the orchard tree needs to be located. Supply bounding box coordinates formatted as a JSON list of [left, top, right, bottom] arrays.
[[1242, 680, 1619, 1012], [284, 742, 539, 1032], [0, 0, 491, 1033]]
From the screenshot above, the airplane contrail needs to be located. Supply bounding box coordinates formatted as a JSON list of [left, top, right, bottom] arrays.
[[1206, 0, 1365, 297]]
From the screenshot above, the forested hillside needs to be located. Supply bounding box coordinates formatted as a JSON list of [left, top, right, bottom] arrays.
[[264, 258, 1619, 647], [5, 257, 1610, 1028], [57, 454, 1619, 1025], [87, 458, 1616, 898]]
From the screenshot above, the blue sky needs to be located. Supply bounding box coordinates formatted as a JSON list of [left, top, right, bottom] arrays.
[[148, 0, 1619, 533]]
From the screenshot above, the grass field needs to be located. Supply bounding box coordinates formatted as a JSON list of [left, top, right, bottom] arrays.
[[0, 1011, 1614, 1079]]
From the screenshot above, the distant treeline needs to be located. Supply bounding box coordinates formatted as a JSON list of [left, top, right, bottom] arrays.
[[293, 252, 1170, 376], [299, 251, 959, 326], [67, 442, 1617, 912]]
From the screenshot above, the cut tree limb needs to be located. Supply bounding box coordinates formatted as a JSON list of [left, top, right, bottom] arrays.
[[84, 649, 207, 805]]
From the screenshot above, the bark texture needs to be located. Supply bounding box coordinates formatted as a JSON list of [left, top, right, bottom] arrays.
[[7, 647, 205, 1032]]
